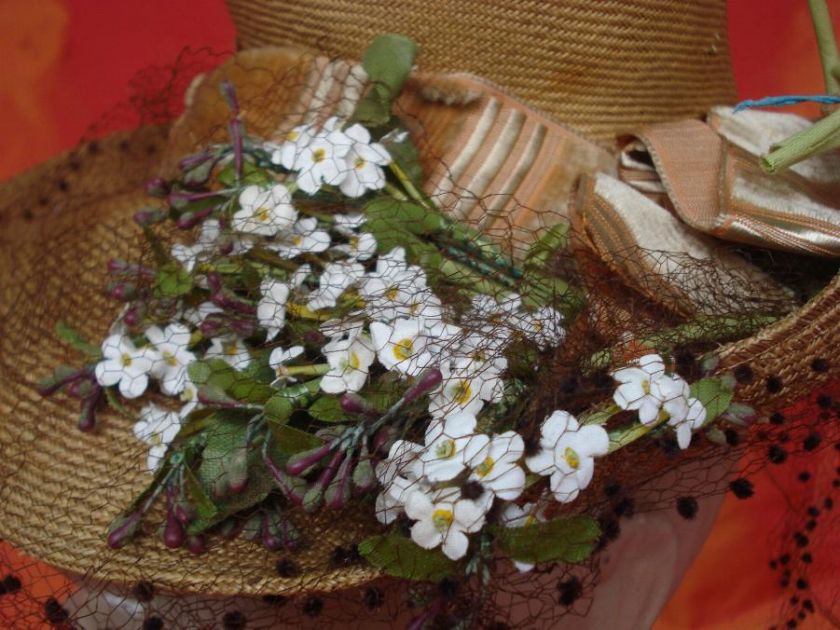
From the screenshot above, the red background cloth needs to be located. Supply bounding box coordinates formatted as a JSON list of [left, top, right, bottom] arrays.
[[0, 1, 838, 628]]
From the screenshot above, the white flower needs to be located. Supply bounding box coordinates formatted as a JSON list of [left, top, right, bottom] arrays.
[[306, 261, 364, 311], [205, 335, 251, 370], [428, 356, 506, 418], [360, 247, 429, 321], [370, 318, 440, 377], [179, 378, 200, 419], [269, 218, 330, 259], [338, 123, 391, 198], [293, 122, 353, 194], [257, 278, 290, 341], [405, 486, 487, 560], [94, 334, 158, 399], [413, 411, 487, 482], [133, 404, 181, 472], [612, 353, 667, 424], [270, 123, 315, 170], [182, 300, 223, 326], [375, 439, 425, 524], [467, 294, 521, 347], [517, 306, 565, 350], [289, 263, 312, 290], [672, 397, 707, 449], [171, 219, 220, 272], [650, 375, 705, 449], [500, 502, 548, 572], [333, 213, 366, 237], [466, 431, 526, 501], [146, 323, 196, 396], [268, 345, 304, 384], [332, 231, 377, 261], [320, 333, 376, 393], [232, 184, 298, 236], [525, 410, 609, 504]]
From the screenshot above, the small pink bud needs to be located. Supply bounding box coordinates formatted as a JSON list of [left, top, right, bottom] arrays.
[[163, 514, 185, 549]]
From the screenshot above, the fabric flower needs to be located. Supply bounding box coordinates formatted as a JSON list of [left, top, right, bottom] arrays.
[[370, 318, 440, 377], [525, 410, 609, 503], [612, 353, 667, 424], [146, 323, 196, 396], [268, 345, 304, 384], [333, 213, 366, 237], [375, 439, 425, 525], [292, 120, 353, 194], [178, 378, 200, 419], [320, 333, 376, 393], [466, 431, 526, 501], [671, 397, 707, 449], [94, 334, 157, 399], [413, 411, 487, 482], [232, 184, 298, 236], [338, 123, 391, 198], [269, 217, 330, 259], [360, 247, 429, 322], [306, 261, 364, 311], [171, 219, 220, 272], [182, 300, 223, 326], [500, 502, 548, 572], [428, 356, 506, 418], [517, 305, 566, 350], [257, 278, 290, 341], [332, 231, 377, 261], [270, 123, 315, 170], [133, 404, 181, 472], [405, 486, 487, 560], [205, 335, 251, 370], [651, 374, 706, 449]]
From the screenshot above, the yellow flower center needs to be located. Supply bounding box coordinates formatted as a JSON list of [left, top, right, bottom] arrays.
[[452, 379, 473, 406], [435, 439, 457, 459], [163, 351, 178, 367], [354, 156, 367, 170], [312, 148, 327, 163], [349, 236, 360, 250], [287, 130, 299, 141], [255, 207, 271, 222], [348, 351, 361, 370], [432, 508, 454, 532], [223, 341, 239, 357], [563, 446, 580, 469], [120, 353, 133, 368], [384, 286, 399, 301], [392, 338, 414, 361], [475, 456, 495, 478], [524, 514, 538, 527], [292, 235, 303, 246], [642, 380, 651, 395]]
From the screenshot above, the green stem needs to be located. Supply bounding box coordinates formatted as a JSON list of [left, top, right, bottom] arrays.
[[607, 418, 666, 454], [384, 182, 409, 202], [762, 106, 840, 173], [809, 0, 840, 94], [587, 313, 781, 371], [286, 303, 333, 321], [389, 162, 434, 211], [284, 364, 330, 377], [246, 248, 300, 272]]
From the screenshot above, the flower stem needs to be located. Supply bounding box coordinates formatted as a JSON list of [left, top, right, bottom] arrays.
[[286, 303, 333, 321], [284, 364, 330, 377], [389, 162, 433, 210]]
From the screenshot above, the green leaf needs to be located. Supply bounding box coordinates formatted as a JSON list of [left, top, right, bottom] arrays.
[[217, 160, 271, 187], [524, 222, 569, 267], [55, 321, 101, 358], [270, 424, 323, 463], [358, 534, 457, 581], [308, 396, 346, 423], [183, 465, 219, 523], [689, 377, 734, 423], [154, 262, 194, 298], [264, 379, 323, 423], [188, 359, 274, 405], [496, 515, 601, 564], [365, 198, 445, 238], [351, 34, 417, 126]]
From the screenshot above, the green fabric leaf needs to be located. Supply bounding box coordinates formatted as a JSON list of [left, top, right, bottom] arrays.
[[496, 515, 601, 564], [381, 131, 424, 188], [188, 359, 274, 404], [351, 34, 417, 127], [270, 424, 324, 462], [55, 321, 101, 358], [264, 380, 323, 423], [689, 377, 734, 423], [154, 262, 194, 298], [307, 396, 346, 423], [358, 534, 456, 581], [183, 465, 219, 523], [217, 160, 271, 187]]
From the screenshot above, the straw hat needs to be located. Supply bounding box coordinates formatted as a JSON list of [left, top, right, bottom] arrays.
[[1, 2, 837, 626]]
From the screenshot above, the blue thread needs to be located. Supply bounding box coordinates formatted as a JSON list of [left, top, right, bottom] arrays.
[[734, 95, 840, 112]]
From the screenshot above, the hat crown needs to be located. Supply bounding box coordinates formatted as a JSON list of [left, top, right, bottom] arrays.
[[226, 0, 736, 141]]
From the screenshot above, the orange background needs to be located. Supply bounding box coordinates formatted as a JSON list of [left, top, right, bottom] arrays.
[[1, 1, 838, 628]]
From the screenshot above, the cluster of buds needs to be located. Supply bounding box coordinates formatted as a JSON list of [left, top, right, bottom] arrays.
[[37, 367, 102, 432]]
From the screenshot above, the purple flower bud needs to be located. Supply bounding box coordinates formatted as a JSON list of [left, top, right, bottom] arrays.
[[167, 189, 220, 210], [228, 317, 257, 338], [372, 427, 397, 456], [133, 207, 167, 225], [123, 306, 142, 328], [282, 521, 301, 552], [78, 385, 101, 432], [303, 330, 327, 347], [178, 151, 213, 172], [218, 240, 234, 256], [174, 503, 194, 525], [261, 515, 284, 552], [403, 368, 443, 405], [199, 317, 224, 338], [106, 281, 136, 301], [286, 444, 331, 476], [325, 456, 353, 510], [107, 511, 143, 549], [219, 80, 240, 115], [351, 458, 376, 493], [340, 393, 369, 416], [226, 446, 249, 494], [216, 517, 245, 540], [206, 273, 224, 294], [107, 258, 129, 274], [185, 534, 207, 555], [302, 484, 324, 513], [144, 177, 169, 198], [163, 514, 185, 549], [175, 206, 214, 230], [67, 378, 93, 399], [240, 512, 263, 543], [37, 367, 84, 397]]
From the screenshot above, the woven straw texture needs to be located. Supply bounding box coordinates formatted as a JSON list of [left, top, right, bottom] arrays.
[[226, 0, 737, 142]]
